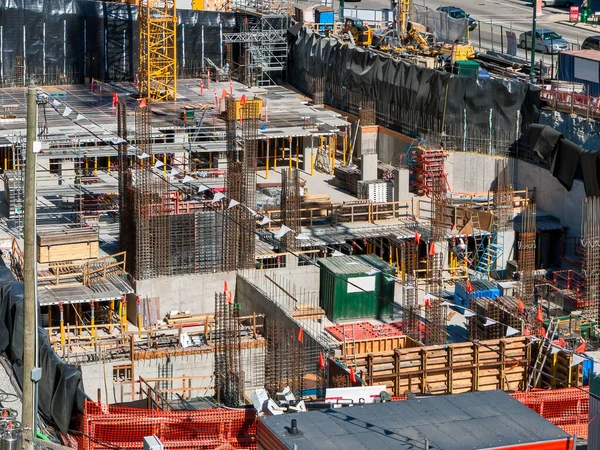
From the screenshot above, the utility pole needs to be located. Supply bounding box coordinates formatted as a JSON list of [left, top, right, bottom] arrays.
[[22, 87, 38, 450], [530, 0, 537, 82]]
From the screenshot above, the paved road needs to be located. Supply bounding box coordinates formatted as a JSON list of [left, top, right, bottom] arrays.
[[326, 0, 600, 65]]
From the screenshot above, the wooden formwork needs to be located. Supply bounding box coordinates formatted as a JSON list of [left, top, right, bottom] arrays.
[[354, 336, 531, 396], [343, 335, 421, 357]]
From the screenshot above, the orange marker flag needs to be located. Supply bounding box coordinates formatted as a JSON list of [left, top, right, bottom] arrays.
[[517, 298, 524, 313], [139, 98, 147, 108], [240, 94, 247, 105], [414, 231, 421, 245], [298, 327, 304, 343], [535, 305, 543, 322], [318, 352, 325, 369], [223, 280, 228, 292], [428, 242, 436, 256], [221, 89, 228, 100], [465, 278, 474, 294], [575, 342, 586, 354], [349, 366, 357, 383], [226, 291, 232, 305]]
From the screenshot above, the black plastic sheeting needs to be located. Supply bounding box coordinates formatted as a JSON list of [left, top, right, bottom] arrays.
[[0, 0, 235, 83], [288, 28, 540, 143], [528, 124, 600, 195], [0, 258, 86, 435]]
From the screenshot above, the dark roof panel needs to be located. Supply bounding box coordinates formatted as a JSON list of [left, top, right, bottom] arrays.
[[258, 391, 571, 450]]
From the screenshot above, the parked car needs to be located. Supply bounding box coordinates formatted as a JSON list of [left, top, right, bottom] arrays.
[[582, 35, 600, 50], [436, 6, 477, 31], [519, 29, 569, 53]]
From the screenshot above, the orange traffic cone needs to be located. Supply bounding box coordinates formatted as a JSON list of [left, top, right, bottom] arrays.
[[428, 242, 436, 256], [298, 327, 304, 343], [535, 305, 543, 322], [223, 280, 228, 292], [465, 278, 474, 294], [575, 342, 586, 354], [414, 231, 420, 245], [318, 352, 325, 369], [349, 366, 357, 383]]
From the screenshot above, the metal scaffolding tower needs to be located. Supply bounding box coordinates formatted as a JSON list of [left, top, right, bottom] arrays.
[[222, 8, 289, 86], [281, 168, 300, 252], [518, 203, 536, 309], [138, 0, 177, 101]]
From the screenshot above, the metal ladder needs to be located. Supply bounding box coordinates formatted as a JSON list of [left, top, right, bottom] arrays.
[[527, 319, 558, 391], [473, 224, 503, 279], [471, 213, 487, 270]]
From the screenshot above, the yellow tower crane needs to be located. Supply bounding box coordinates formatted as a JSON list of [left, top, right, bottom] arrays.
[[138, 0, 177, 102]]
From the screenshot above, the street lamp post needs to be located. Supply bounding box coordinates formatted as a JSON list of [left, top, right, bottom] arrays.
[[530, 0, 537, 82]]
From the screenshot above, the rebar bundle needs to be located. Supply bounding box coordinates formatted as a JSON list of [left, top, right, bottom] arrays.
[[493, 158, 514, 231], [359, 99, 376, 126], [117, 100, 130, 260], [265, 320, 305, 397], [281, 168, 300, 252], [430, 170, 448, 242], [425, 253, 446, 345], [312, 77, 325, 106], [582, 197, 600, 323], [214, 293, 245, 407], [518, 203, 536, 308], [402, 240, 421, 342], [223, 98, 258, 271]]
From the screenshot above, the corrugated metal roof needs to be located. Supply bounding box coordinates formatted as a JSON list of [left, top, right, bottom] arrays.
[[258, 391, 571, 450], [561, 49, 600, 62], [514, 215, 563, 232], [317, 254, 392, 275]]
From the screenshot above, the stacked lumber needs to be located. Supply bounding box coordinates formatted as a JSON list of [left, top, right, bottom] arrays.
[[467, 297, 522, 341], [37, 228, 99, 263], [332, 166, 360, 194], [353, 336, 530, 396], [377, 162, 395, 181]]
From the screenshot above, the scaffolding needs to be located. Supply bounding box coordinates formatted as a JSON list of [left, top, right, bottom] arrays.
[[214, 292, 244, 407], [518, 203, 537, 309], [222, 4, 289, 86], [582, 197, 600, 324], [138, 0, 177, 101]]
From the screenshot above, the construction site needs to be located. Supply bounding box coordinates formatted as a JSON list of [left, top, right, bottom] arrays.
[[0, 0, 598, 448]]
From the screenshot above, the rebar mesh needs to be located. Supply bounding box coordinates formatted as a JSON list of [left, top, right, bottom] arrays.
[[214, 293, 244, 407], [582, 197, 600, 323], [265, 319, 305, 398], [281, 168, 300, 252], [518, 203, 536, 309]]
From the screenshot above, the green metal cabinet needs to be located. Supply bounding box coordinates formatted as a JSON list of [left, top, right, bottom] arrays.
[[318, 254, 394, 321]]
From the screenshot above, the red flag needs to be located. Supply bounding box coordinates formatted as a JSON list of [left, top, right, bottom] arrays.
[[226, 291, 232, 305], [535, 305, 543, 322], [139, 98, 147, 108], [240, 94, 247, 105], [414, 231, 420, 245], [349, 366, 357, 383], [517, 298, 524, 313], [424, 297, 432, 308], [223, 280, 228, 292], [221, 89, 228, 100], [428, 242, 436, 256], [298, 327, 303, 343], [575, 342, 586, 354], [465, 278, 474, 294], [318, 352, 325, 369]]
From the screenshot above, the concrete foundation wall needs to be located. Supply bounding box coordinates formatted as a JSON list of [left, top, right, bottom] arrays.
[[81, 345, 264, 405], [135, 271, 238, 318]]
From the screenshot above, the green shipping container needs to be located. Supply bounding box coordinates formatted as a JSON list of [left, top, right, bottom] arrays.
[[455, 60, 480, 78], [318, 254, 395, 321]]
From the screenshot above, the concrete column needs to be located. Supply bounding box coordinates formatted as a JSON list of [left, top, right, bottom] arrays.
[[361, 153, 378, 181], [394, 167, 411, 201]]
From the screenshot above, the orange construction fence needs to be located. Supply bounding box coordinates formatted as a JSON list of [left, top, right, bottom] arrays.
[[509, 388, 589, 439], [72, 401, 258, 450]]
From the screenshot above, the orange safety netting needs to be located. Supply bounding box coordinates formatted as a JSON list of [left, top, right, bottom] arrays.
[[509, 388, 589, 439], [71, 401, 258, 450]]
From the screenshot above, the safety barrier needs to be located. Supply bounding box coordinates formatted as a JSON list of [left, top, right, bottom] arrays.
[[73, 401, 258, 450], [509, 388, 589, 439]]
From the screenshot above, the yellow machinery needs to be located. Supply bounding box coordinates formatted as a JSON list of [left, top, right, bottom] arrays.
[[342, 18, 372, 47], [439, 42, 475, 61], [138, 0, 177, 101]]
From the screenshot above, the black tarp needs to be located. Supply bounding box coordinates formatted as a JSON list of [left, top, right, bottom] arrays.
[[288, 28, 540, 147], [0, 258, 86, 435], [0, 0, 235, 83]]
